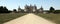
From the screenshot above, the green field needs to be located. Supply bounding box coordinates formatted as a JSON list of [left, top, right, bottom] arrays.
[[36, 13, 60, 24], [0, 13, 27, 24], [0, 13, 60, 24]]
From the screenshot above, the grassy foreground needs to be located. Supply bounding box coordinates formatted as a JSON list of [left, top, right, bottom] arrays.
[[36, 13, 60, 24], [0, 13, 27, 24]]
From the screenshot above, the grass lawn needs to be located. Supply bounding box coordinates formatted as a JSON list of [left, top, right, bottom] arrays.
[[0, 13, 27, 24], [36, 13, 60, 24]]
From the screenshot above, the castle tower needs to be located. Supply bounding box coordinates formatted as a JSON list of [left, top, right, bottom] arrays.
[[18, 6, 22, 13], [39, 6, 43, 13], [33, 4, 37, 13]]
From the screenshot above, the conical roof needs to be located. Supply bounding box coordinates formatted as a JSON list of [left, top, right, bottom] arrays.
[[4, 13, 56, 24]]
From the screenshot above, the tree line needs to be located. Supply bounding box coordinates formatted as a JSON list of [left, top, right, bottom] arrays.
[[0, 6, 60, 14], [49, 7, 60, 14], [0, 6, 12, 13]]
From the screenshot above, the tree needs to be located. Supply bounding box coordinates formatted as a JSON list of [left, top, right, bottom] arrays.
[[0, 6, 9, 13], [0, 6, 4, 13], [4, 6, 8, 13], [4, 6, 8, 11], [53, 10, 60, 14], [13, 9, 17, 13], [49, 7, 55, 13], [0, 6, 12, 13]]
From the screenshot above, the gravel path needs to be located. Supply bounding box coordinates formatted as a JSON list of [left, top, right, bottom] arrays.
[[4, 13, 56, 24]]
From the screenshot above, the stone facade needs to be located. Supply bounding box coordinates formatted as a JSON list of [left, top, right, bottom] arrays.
[[18, 6, 22, 13], [18, 5, 43, 13], [39, 6, 43, 13], [24, 4, 37, 13]]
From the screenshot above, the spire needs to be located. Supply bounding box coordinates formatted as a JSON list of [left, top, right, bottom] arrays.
[[30, 4, 32, 6], [25, 4, 28, 7], [34, 4, 37, 9], [34, 4, 37, 7], [18, 6, 21, 10], [19, 6, 20, 8], [39, 6, 43, 10], [34, 4, 36, 6], [41, 6, 43, 8]]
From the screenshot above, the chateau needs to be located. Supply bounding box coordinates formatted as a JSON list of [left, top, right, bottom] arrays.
[[18, 4, 43, 13]]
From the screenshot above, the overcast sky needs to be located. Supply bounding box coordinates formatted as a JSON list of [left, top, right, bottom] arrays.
[[0, 0, 60, 10]]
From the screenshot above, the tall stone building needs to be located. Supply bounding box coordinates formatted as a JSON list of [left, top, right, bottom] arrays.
[[24, 5, 30, 13], [33, 4, 37, 13], [39, 6, 43, 13], [18, 6, 22, 13], [24, 4, 37, 13]]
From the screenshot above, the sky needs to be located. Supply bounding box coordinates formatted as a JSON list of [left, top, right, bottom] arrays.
[[0, 0, 60, 10]]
